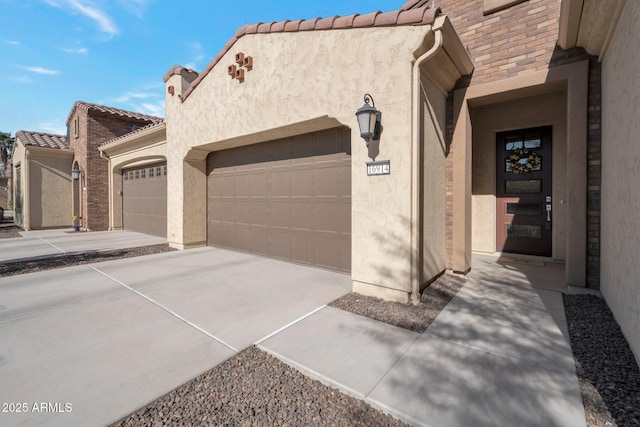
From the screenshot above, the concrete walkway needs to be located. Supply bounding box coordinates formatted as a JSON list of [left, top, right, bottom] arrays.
[[260, 253, 586, 427]]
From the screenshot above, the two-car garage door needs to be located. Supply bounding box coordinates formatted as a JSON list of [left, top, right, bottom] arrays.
[[207, 128, 351, 273]]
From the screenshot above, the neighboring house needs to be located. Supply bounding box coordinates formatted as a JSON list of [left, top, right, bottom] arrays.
[[97, 0, 638, 363], [65, 101, 163, 231], [11, 131, 73, 229]]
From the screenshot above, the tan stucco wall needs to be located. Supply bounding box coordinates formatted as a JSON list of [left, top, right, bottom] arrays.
[[471, 91, 568, 260], [11, 143, 73, 229], [421, 77, 446, 282], [166, 25, 440, 299], [29, 156, 73, 228], [600, 0, 640, 364]]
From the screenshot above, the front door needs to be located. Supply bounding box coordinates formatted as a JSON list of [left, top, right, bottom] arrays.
[[496, 126, 552, 256]]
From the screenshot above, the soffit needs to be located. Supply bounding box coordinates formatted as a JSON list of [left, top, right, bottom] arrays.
[[558, 0, 628, 60]]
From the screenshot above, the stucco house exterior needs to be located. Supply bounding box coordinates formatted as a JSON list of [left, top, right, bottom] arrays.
[[96, 0, 638, 363], [12, 131, 73, 229]]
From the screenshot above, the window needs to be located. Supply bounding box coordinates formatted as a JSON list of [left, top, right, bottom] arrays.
[[156, 167, 162, 177], [149, 168, 154, 177], [135, 170, 140, 179], [163, 165, 167, 176], [73, 117, 80, 139], [483, 0, 527, 15], [141, 169, 146, 179]]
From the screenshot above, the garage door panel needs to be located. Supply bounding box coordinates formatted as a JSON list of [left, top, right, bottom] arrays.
[[272, 171, 291, 197], [271, 230, 291, 260], [290, 202, 313, 231], [207, 128, 351, 273], [316, 203, 339, 233], [271, 202, 290, 228]]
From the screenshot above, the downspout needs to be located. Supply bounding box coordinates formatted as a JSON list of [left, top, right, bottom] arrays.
[[410, 23, 444, 305]]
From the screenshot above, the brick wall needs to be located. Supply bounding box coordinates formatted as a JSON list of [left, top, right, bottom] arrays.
[[70, 110, 153, 231], [440, 0, 561, 85], [440, 0, 602, 287]]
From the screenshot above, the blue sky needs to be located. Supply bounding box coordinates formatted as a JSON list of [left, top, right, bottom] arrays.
[[1, 0, 404, 136]]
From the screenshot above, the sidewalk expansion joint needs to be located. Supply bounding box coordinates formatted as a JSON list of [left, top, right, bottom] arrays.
[[253, 305, 326, 346], [38, 236, 66, 254], [87, 265, 239, 354]]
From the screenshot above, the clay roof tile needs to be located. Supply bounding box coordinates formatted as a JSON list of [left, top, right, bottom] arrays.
[[284, 19, 304, 32], [316, 16, 338, 30], [15, 130, 69, 150], [333, 13, 359, 29], [271, 20, 289, 32], [353, 10, 381, 27], [257, 22, 274, 33], [245, 23, 262, 34], [299, 17, 320, 31], [374, 10, 402, 26]]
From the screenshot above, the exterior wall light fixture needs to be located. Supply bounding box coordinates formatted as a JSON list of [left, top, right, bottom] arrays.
[[71, 165, 80, 180], [355, 93, 381, 146]]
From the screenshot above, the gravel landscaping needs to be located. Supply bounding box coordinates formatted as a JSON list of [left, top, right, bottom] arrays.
[[111, 346, 410, 427], [0, 243, 175, 277], [565, 294, 640, 427], [329, 273, 467, 333], [2, 223, 638, 426]]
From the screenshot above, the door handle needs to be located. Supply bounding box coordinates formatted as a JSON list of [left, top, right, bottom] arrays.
[[545, 195, 552, 230]]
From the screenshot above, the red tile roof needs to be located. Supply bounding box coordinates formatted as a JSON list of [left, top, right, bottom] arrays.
[[164, 5, 441, 101], [65, 101, 164, 126], [99, 120, 166, 148], [15, 130, 69, 150]]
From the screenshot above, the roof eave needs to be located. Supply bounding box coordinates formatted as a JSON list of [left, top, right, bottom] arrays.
[[99, 122, 166, 156], [558, 0, 628, 61]]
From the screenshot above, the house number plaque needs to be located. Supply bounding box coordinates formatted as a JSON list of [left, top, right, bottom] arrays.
[[367, 160, 390, 176]]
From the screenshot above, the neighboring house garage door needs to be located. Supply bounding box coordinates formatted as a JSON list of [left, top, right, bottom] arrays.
[[207, 128, 351, 273], [122, 162, 167, 237]]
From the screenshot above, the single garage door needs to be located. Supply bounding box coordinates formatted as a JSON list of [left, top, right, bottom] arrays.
[[122, 162, 167, 237], [207, 128, 351, 273]]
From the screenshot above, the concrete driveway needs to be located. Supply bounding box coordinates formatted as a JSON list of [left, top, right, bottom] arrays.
[[0, 244, 351, 427], [0, 229, 167, 262]]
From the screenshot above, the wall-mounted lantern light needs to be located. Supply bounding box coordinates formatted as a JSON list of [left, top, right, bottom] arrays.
[[71, 165, 80, 180], [355, 93, 381, 146]]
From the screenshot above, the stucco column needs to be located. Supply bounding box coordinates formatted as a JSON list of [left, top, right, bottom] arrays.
[[451, 91, 472, 273], [167, 150, 207, 250], [112, 169, 123, 230]]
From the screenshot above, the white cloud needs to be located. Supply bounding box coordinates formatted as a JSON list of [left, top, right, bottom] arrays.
[[37, 121, 67, 135], [63, 46, 88, 54], [3, 40, 20, 46], [43, 0, 118, 37], [22, 66, 60, 75], [113, 91, 154, 103], [138, 101, 165, 118], [116, 0, 153, 18], [184, 41, 206, 70], [110, 84, 165, 118]]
